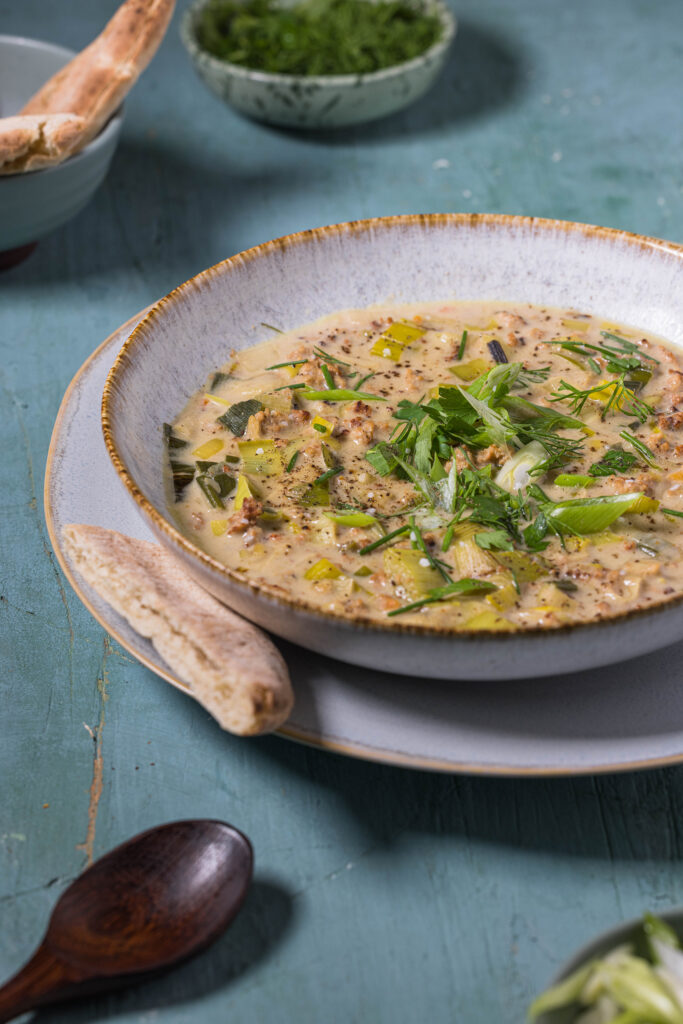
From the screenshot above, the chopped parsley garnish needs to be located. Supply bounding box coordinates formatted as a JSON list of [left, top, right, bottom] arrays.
[[588, 446, 639, 477]]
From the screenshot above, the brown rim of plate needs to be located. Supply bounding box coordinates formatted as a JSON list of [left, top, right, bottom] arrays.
[[101, 212, 683, 641], [46, 309, 683, 775]]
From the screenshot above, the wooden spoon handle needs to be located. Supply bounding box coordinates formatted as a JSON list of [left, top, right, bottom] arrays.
[[0, 944, 73, 1023]]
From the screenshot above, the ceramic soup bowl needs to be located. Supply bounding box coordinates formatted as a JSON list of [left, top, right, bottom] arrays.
[[102, 214, 683, 680]]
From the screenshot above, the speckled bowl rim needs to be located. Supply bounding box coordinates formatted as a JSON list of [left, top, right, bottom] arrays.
[[0, 34, 125, 179], [180, 0, 456, 88], [102, 213, 683, 643]]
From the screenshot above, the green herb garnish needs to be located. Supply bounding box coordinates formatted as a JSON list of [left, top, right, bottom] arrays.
[[387, 578, 497, 617], [313, 466, 344, 486], [588, 446, 639, 477], [620, 429, 659, 467], [265, 359, 308, 370], [197, 0, 443, 76], [457, 329, 468, 360], [285, 449, 300, 472]]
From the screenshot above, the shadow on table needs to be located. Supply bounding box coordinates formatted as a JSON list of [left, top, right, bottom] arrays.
[[33, 878, 294, 1023], [248, 638, 683, 864], [3, 134, 318, 288], [276, 20, 526, 145]]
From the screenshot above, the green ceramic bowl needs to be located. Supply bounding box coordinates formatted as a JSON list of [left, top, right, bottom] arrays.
[[0, 34, 124, 266], [180, 0, 456, 129]]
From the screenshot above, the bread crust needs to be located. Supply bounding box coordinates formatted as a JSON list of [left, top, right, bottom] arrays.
[[62, 524, 294, 736], [0, 113, 87, 175], [10, 0, 175, 169]]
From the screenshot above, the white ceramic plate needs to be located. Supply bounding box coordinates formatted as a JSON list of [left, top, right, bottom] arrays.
[[46, 312, 683, 775]]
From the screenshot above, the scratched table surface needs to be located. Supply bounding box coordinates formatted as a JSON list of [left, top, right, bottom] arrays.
[[2, 0, 683, 1021]]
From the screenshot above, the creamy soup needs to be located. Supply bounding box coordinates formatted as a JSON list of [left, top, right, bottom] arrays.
[[165, 302, 683, 630]]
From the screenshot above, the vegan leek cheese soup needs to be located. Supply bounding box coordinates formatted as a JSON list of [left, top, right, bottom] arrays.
[[165, 302, 683, 631]]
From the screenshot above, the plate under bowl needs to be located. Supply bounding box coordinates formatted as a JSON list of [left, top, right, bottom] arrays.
[[102, 213, 683, 680]]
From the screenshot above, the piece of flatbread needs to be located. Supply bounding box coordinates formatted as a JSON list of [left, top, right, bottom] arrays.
[[62, 524, 294, 737], [3, 0, 175, 174], [0, 113, 87, 175]]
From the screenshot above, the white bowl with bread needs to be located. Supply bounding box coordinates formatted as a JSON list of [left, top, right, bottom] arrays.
[[101, 214, 683, 681], [0, 0, 175, 267]]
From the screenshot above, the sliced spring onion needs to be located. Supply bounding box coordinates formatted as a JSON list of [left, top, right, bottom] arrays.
[[312, 346, 352, 368], [285, 449, 300, 473], [620, 429, 660, 467], [265, 359, 308, 370], [548, 492, 659, 535], [457, 329, 468, 360], [554, 474, 595, 487], [313, 466, 343, 486], [301, 388, 387, 402], [324, 511, 379, 528], [359, 523, 411, 555]]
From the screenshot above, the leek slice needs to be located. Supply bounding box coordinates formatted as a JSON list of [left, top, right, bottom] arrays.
[[301, 387, 386, 402], [450, 524, 499, 578], [237, 440, 283, 476], [217, 399, 264, 436], [192, 438, 224, 459], [383, 547, 444, 598], [548, 492, 659, 535], [304, 558, 343, 581], [555, 474, 595, 487], [463, 610, 515, 631], [234, 475, 257, 511], [449, 358, 490, 382], [495, 440, 547, 491], [324, 511, 379, 528]]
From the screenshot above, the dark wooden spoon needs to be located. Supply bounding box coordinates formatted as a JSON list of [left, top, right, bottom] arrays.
[[0, 819, 253, 1023]]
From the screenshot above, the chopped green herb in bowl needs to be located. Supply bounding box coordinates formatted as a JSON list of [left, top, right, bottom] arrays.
[[181, 0, 456, 128], [531, 911, 683, 1024]]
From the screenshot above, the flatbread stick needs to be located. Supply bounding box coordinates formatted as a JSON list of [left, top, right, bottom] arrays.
[[22, 0, 175, 147], [62, 524, 293, 736], [0, 113, 86, 175]]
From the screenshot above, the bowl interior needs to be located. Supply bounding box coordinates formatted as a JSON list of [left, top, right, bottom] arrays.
[[0, 36, 75, 116], [104, 215, 683, 570]]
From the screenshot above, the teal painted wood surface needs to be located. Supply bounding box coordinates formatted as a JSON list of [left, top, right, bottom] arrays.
[[1, 0, 683, 1020]]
